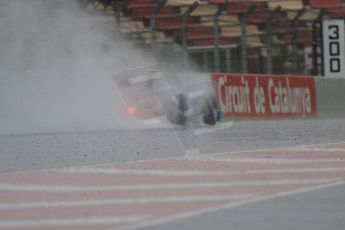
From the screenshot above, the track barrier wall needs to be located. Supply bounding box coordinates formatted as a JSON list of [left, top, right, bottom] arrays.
[[314, 77, 345, 119]]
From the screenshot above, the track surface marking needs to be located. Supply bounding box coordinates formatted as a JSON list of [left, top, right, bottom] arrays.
[[0, 142, 345, 229]]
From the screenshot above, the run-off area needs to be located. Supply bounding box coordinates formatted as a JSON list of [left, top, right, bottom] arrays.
[[0, 142, 345, 230]]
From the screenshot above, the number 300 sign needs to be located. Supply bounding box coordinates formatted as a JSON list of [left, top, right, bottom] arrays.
[[322, 20, 345, 78]]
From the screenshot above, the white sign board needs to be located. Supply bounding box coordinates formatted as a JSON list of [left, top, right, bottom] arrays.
[[322, 20, 345, 78]]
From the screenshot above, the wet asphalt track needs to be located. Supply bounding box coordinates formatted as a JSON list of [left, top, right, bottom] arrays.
[[1, 118, 345, 173], [143, 183, 345, 230], [1, 118, 345, 230]]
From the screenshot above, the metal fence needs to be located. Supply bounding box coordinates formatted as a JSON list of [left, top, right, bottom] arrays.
[[84, 0, 341, 76]]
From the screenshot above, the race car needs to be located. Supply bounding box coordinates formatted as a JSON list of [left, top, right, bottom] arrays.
[[114, 65, 220, 127], [166, 93, 217, 126]]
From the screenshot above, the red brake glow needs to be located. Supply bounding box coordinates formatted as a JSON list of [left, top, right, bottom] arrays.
[[127, 106, 136, 116]]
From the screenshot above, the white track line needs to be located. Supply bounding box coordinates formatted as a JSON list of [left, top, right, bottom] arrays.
[[184, 148, 200, 156], [141, 116, 166, 125], [60, 167, 345, 176], [0, 195, 251, 210], [189, 157, 345, 164], [115, 181, 345, 230], [2, 141, 344, 177], [197, 141, 345, 159], [0, 179, 340, 193], [0, 215, 149, 229], [286, 147, 345, 152]]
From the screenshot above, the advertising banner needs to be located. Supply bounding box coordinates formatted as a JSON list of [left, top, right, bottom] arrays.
[[212, 74, 317, 119]]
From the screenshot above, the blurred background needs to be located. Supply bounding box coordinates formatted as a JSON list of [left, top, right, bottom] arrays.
[[80, 0, 344, 75]]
